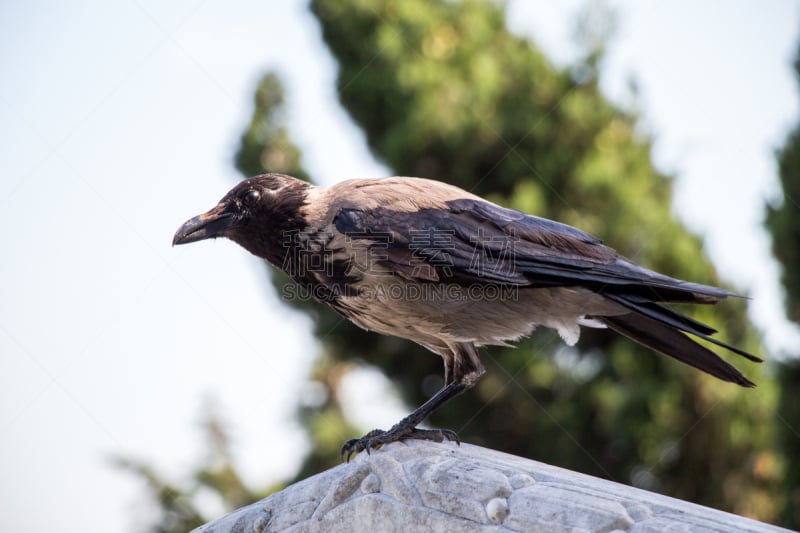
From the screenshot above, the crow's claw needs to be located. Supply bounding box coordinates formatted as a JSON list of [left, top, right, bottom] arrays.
[[340, 429, 384, 462], [340, 426, 460, 462]]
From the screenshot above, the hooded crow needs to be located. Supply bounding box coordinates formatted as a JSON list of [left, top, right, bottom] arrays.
[[173, 173, 761, 461]]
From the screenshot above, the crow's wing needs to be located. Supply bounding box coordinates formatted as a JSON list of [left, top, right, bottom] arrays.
[[334, 198, 728, 303]]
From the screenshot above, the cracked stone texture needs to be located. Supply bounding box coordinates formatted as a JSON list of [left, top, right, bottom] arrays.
[[192, 441, 789, 533]]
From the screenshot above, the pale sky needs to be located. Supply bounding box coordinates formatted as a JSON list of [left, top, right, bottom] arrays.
[[1, 1, 798, 531]]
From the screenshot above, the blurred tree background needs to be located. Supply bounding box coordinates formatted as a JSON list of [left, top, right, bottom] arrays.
[[764, 40, 800, 530], [126, 0, 798, 530]]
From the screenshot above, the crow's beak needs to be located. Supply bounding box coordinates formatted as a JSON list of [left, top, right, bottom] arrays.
[[173, 204, 237, 246]]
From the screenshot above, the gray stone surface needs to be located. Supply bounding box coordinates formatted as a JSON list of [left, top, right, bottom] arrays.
[[192, 441, 789, 533]]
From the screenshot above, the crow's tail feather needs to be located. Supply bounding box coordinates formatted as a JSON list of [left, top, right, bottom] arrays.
[[602, 294, 763, 363], [600, 312, 757, 388]]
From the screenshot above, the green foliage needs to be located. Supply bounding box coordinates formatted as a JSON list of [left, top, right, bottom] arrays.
[[234, 72, 309, 183], [767, 61, 800, 324], [764, 40, 800, 529], [774, 359, 800, 528]]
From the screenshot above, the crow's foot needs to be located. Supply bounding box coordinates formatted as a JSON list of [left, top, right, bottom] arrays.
[[340, 426, 459, 462]]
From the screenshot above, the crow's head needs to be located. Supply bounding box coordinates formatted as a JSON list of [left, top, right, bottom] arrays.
[[173, 173, 311, 262]]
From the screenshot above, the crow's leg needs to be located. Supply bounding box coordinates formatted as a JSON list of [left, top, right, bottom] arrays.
[[340, 380, 467, 461], [340, 343, 484, 462]]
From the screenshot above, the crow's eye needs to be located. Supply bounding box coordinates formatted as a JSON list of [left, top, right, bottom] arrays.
[[243, 190, 260, 207]]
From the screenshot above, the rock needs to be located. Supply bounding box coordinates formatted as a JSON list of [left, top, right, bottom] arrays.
[[192, 441, 789, 533]]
